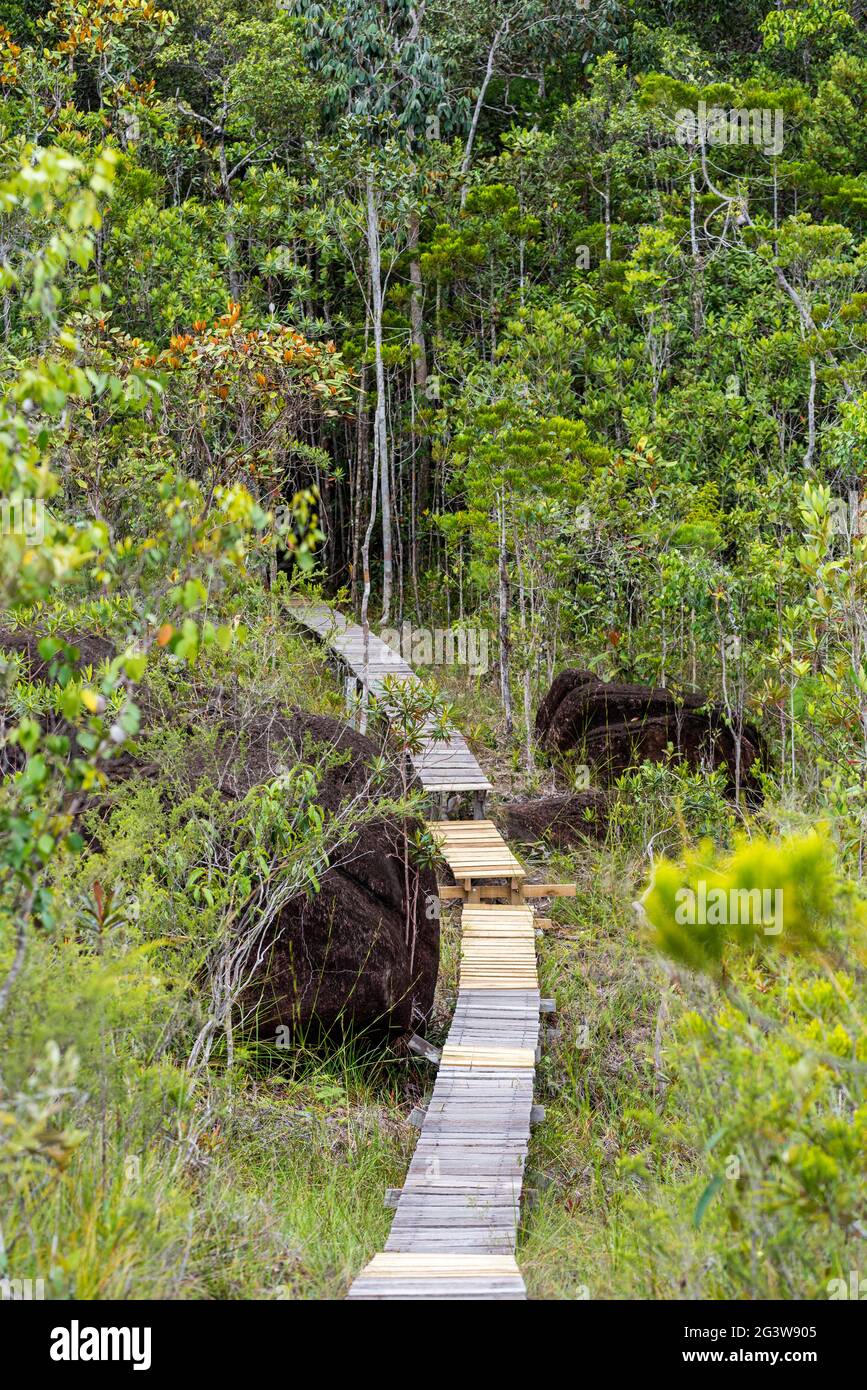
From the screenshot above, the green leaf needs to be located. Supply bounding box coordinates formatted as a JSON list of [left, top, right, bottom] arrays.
[[693, 1175, 724, 1229], [16, 718, 41, 754], [22, 755, 48, 788], [123, 653, 147, 682]]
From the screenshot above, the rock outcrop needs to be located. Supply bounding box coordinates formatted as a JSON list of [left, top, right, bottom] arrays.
[[535, 669, 765, 801], [497, 790, 608, 849], [0, 628, 438, 1039], [237, 711, 439, 1040]]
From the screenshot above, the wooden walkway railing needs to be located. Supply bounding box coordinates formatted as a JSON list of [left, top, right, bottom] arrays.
[[288, 598, 573, 1300]]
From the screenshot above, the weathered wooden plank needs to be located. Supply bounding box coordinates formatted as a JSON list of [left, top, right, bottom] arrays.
[[424, 1094, 533, 1108], [405, 1148, 527, 1162], [427, 1073, 536, 1084], [384, 1236, 517, 1252], [446, 1018, 540, 1032], [428, 1073, 536, 1086], [425, 1093, 534, 1107], [417, 1120, 533, 1133], [288, 599, 492, 795], [420, 1105, 534, 1119], [399, 1182, 525, 1194], [400, 1178, 524, 1193], [357, 1253, 522, 1276], [390, 1211, 520, 1228], [404, 1156, 526, 1172], [389, 1191, 519, 1204]]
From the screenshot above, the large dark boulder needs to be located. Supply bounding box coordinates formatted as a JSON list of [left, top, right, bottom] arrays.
[[498, 790, 608, 849], [533, 669, 600, 740], [536, 669, 766, 802], [235, 712, 439, 1040], [0, 627, 439, 1040]]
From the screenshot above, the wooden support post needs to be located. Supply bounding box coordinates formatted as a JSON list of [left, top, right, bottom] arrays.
[[530, 1104, 546, 1126], [540, 998, 557, 1014], [441, 884, 543, 902], [344, 674, 357, 727], [384, 1188, 402, 1209], [407, 1105, 427, 1128]]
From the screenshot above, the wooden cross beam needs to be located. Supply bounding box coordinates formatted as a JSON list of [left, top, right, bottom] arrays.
[[437, 882, 577, 902]]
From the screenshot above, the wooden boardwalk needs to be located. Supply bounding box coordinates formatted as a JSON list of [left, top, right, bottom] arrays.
[[348, 884, 541, 1299], [287, 597, 491, 805], [430, 819, 526, 902], [349, 830, 543, 1300], [288, 599, 571, 1300], [349, 821, 547, 1299]]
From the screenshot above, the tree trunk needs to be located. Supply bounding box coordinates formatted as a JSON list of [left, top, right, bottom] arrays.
[[359, 440, 379, 737], [688, 171, 704, 336], [408, 208, 431, 515], [805, 356, 817, 469], [366, 173, 393, 625], [351, 354, 369, 612], [460, 18, 509, 208], [497, 495, 513, 735], [217, 121, 241, 304]]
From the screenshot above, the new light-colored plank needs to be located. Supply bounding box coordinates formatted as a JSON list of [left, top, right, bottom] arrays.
[[440, 1044, 536, 1069], [430, 821, 526, 880]]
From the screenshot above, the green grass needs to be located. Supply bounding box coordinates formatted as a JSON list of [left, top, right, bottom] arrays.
[[2, 1022, 429, 1299]]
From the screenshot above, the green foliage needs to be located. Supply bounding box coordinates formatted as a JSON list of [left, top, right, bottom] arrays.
[[642, 832, 838, 974], [761, 0, 854, 58], [289, 0, 467, 145], [609, 760, 735, 852], [3, 0, 867, 1304]]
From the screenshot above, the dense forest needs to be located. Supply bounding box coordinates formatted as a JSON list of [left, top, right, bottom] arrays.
[[1, 0, 867, 1310]]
